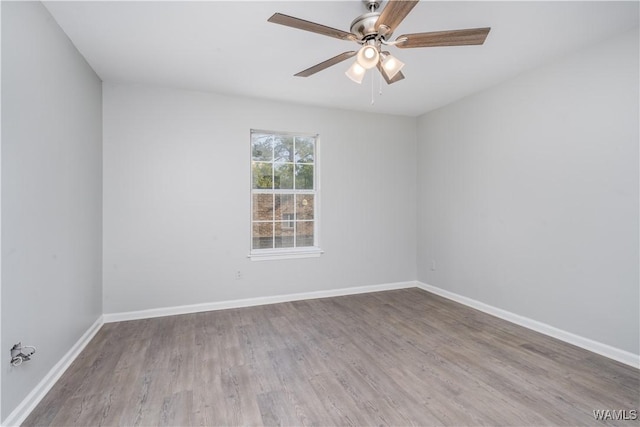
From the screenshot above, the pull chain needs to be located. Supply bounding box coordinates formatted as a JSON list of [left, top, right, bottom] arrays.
[[369, 70, 383, 105], [371, 71, 375, 105]]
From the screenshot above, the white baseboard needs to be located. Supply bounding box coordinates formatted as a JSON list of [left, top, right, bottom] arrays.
[[416, 281, 639, 369], [2, 316, 104, 427], [103, 281, 417, 323]]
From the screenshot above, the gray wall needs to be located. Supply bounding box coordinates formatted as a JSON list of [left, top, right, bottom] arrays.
[[1, 1, 102, 420], [417, 28, 639, 355], [102, 83, 417, 313]]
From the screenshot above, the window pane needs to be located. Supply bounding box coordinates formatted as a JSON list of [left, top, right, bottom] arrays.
[[296, 221, 314, 247], [275, 222, 294, 248], [253, 222, 273, 249], [295, 137, 314, 163], [273, 135, 293, 163], [282, 214, 295, 228], [251, 134, 273, 161], [275, 194, 294, 220], [253, 194, 273, 221], [295, 164, 314, 190], [274, 163, 294, 189], [296, 195, 314, 220], [252, 162, 273, 189]]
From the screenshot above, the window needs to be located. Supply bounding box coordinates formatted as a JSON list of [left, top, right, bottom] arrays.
[[250, 130, 321, 260]]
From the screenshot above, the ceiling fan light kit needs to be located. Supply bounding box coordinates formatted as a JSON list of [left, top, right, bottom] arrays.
[[380, 52, 405, 79], [356, 44, 380, 70], [346, 61, 367, 84], [267, 0, 491, 87]]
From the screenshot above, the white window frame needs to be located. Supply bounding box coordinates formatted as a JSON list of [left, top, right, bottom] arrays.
[[249, 129, 323, 261]]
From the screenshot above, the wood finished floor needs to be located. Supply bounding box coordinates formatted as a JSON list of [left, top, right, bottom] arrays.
[[24, 288, 639, 426]]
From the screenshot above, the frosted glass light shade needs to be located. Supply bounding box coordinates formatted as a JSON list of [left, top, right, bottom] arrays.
[[356, 45, 379, 70], [381, 54, 405, 79], [345, 61, 366, 84]]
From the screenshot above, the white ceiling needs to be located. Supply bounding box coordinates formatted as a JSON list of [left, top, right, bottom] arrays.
[[43, 1, 639, 117]]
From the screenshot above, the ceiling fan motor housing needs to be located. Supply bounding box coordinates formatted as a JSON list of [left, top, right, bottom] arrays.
[[350, 12, 389, 41]]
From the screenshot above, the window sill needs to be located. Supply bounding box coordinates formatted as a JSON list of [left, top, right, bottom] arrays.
[[249, 248, 324, 261]]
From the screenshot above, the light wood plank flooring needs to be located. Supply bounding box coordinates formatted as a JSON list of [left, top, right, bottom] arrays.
[[24, 288, 639, 426]]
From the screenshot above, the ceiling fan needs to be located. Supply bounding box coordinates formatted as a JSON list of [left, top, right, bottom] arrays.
[[268, 0, 491, 85]]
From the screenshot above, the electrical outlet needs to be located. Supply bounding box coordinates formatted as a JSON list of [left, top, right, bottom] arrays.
[[431, 260, 436, 271], [235, 270, 242, 280]]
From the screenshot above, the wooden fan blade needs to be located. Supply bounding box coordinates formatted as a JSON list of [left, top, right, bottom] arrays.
[[376, 61, 405, 85], [295, 51, 357, 77], [396, 27, 491, 48], [375, 0, 419, 35], [268, 13, 357, 41]]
